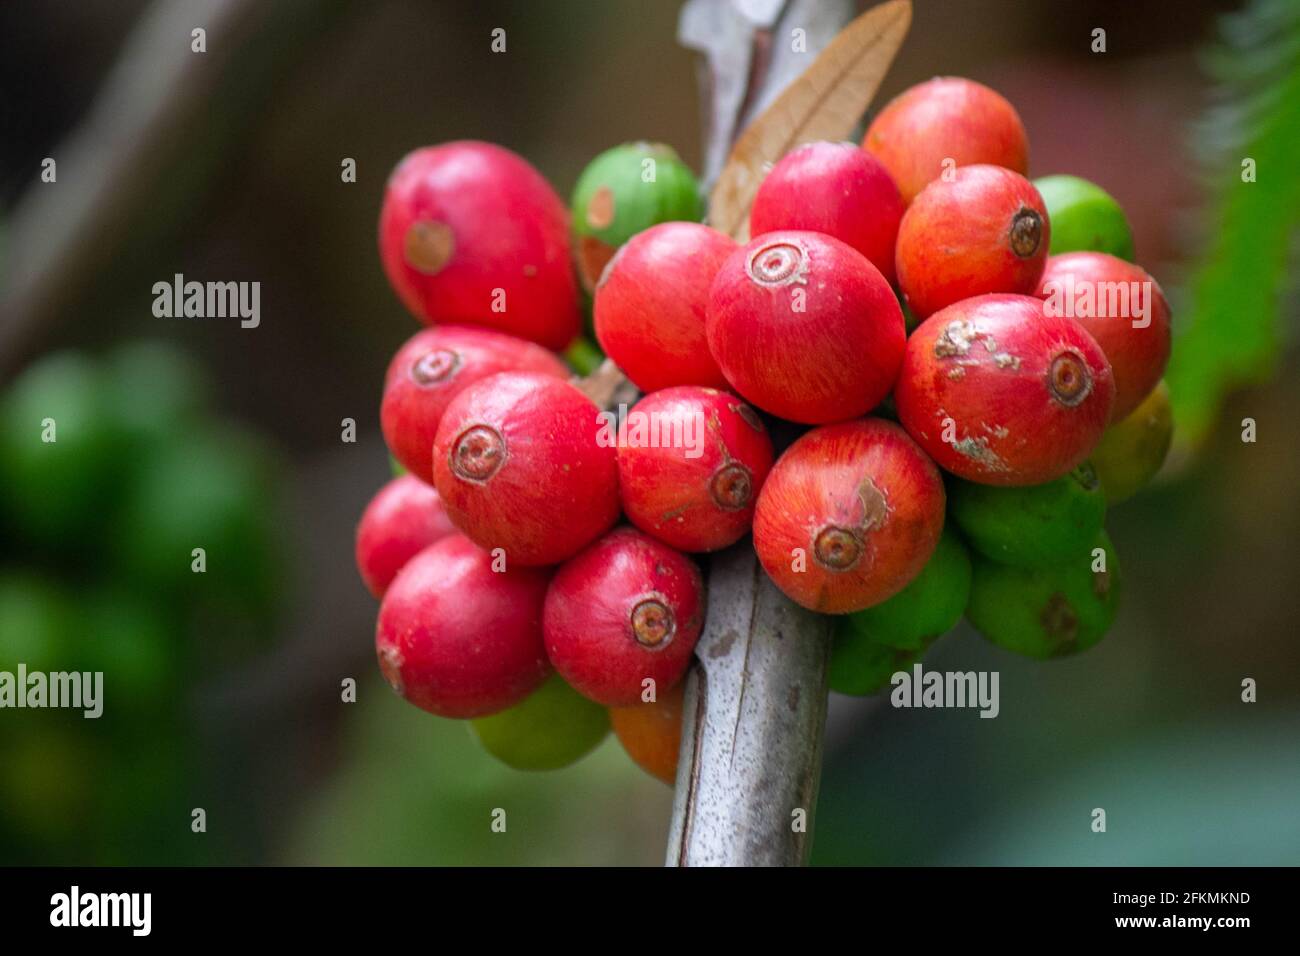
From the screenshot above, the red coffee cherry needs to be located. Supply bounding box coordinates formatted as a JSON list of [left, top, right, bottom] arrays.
[[616, 386, 774, 553], [1036, 252, 1172, 420], [864, 76, 1029, 204], [593, 221, 735, 392], [375, 534, 551, 718], [432, 371, 620, 566], [753, 418, 945, 614], [609, 680, 685, 786], [381, 325, 568, 484], [706, 230, 905, 424], [355, 474, 457, 598], [896, 164, 1050, 320], [543, 527, 705, 707], [750, 141, 905, 284], [378, 141, 580, 350], [895, 294, 1115, 486]]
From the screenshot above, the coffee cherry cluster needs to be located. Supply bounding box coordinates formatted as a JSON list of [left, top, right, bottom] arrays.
[[357, 75, 1175, 781]]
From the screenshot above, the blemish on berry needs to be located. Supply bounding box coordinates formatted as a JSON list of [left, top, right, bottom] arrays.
[[1040, 592, 1079, 651], [587, 186, 616, 230], [952, 435, 1010, 471], [404, 220, 455, 275], [1092, 568, 1111, 598], [934, 319, 978, 357]]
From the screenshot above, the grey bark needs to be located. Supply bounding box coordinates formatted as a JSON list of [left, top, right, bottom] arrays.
[[665, 0, 855, 868]]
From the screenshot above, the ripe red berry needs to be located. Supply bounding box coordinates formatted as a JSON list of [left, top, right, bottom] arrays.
[[752, 418, 945, 614], [355, 474, 457, 598], [1035, 252, 1172, 420], [895, 294, 1115, 486], [381, 325, 568, 484], [378, 141, 580, 350], [609, 680, 685, 785], [896, 164, 1050, 320], [375, 534, 551, 718], [593, 221, 735, 392], [616, 386, 774, 552], [544, 527, 705, 706], [864, 76, 1029, 204], [706, 230, 905, 424], [432, 371, 620, 566], [750, 141, 905, 284]]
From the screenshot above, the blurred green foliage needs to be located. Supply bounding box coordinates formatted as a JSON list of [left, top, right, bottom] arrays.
[[287, 675, 672, 866], [1166, 0, 1300, 447], [0, 341, 285, 864]]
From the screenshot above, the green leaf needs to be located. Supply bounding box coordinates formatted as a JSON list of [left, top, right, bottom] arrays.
[[1165, 0, 1300, 448]]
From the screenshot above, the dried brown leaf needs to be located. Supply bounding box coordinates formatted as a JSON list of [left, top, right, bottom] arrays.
[[708, 0, 912, 241]]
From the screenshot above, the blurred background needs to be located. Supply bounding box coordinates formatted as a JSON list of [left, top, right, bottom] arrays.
[[0, 0, 1296, 865]]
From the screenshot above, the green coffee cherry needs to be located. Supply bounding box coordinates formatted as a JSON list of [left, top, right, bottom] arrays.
[[1091, 381, 1173, 505], [470, 675, 610, 771], [948, 462, 1106, 568], [835, 528, 971, 652], [0, 352, 123, 546], [829, 637, 921, 697], [111, 425, 281, 614], [966, 530, 1121, 659], [0, 572, 73, 672], [104, 340, 211, 451], [1033, 174, 1136, 261], [80, 589, 174, 710], [570, 142, 702, 291]]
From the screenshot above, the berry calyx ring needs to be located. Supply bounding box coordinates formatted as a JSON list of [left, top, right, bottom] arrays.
[[411, 348, 460, 385], [631, 597, 676, 648], [1047, 350, 1093, 407], [814, 525, 863, 571], [709, 462, 754, 511], [451, 424, 506, 481], [746, 240, 808, 287], [1009, 207, 1043, 259]]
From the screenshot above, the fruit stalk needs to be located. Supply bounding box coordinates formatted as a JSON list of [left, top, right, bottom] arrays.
[[662, 0, 854, 867], [664, 543, 832, 865]]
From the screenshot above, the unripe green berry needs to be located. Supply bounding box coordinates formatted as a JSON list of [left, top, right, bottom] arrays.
[[947, 462, 1106, 568], [966, 530, 1121, 659], [0, 352, 122, 545], [570, 142, 702, 292], [1091, 380, 1173, 505], [834, 527, 971, 653], [469, 674, 610, 771], [1033, 174, 1136, 261], [829, 638, 922, 697]]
